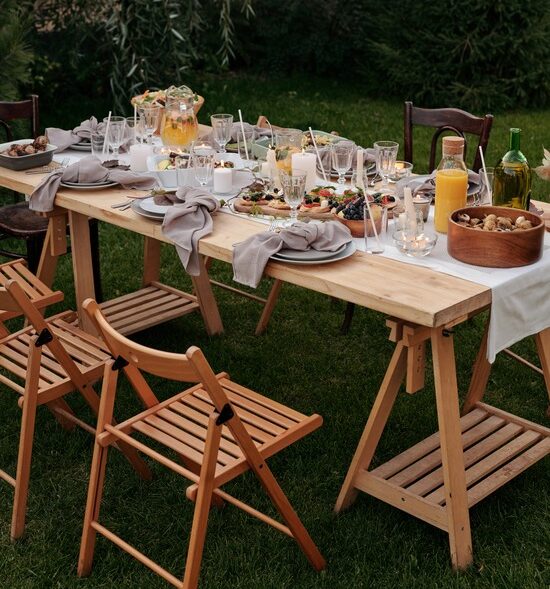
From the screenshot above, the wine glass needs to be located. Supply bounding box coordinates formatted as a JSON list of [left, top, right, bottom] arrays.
[[374, 140, 399, 190], [138, 105, 161, 145], [104, 116, 126, 158], [211, 113, 234, 153], [280, 170, 306, 226], [193, 151, 215, 187], [331, 141, 355, 184]]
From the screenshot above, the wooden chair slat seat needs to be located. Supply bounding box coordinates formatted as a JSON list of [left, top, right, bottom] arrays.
[[78, 298, 325, 588]]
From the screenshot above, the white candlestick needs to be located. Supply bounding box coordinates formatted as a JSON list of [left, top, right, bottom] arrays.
[[356, 148, 364, 190], [213, 167, 233, 193], [129, 143, 152, 172], [291, 151, 317, 191]]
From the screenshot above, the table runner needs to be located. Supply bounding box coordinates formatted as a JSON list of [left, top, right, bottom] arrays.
[[356, 217, 550, 362]]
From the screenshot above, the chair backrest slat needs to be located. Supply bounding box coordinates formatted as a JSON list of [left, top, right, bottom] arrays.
[[0, 95, 40, 141], [83, 299, 202, 383], [404, 101, 493, 172]]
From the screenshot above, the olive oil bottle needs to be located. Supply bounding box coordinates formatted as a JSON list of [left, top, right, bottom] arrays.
[[493, 128, 531, 210]]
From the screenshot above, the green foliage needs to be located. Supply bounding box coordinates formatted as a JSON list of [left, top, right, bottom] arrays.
[[362, 0, 550, 111], [0, 1, 33, 100]]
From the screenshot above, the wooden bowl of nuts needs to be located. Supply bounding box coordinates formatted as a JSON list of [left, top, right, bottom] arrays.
[[447, 206, 544, 267]]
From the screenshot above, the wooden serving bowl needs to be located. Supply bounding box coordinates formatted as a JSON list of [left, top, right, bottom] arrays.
[[334, 210, 383, 238], [447, 206, 544, 268]]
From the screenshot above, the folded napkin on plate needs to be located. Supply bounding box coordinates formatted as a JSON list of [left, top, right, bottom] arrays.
[[316, 146, 376, 174], [46, 117, 105, 153], [161, 186, 220, 276], [200, 122, 273, 144], [233, 221, 352, 288], [29, 155, 157, 213], [401, 169, 480, 196]]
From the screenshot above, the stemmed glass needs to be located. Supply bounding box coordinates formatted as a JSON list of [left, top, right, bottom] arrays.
[[211, 113, 234, 153], [104, 116, 126, 158], [331, 141, 355, 184], [193, 151, 215, 187], [138, 105, 161, 145], [374, 140, 399, 190], [280, 170, 306, 226]]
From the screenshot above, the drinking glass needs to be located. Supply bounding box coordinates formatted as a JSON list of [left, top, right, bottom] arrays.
[[374, 140, 399, 190], [211, 114, 234, 153], [275, 129, 302, 174], [91, 131, 111, 162], [138, 105, 161, 145], [280, 170, 306, 225], [126, 116, 144, 145], [104, 116, 126, 157], [479, 166, 494, 206], [237, 129, 255, 166], [331, 141, 355, 184], [364, 203, 387, 254], [193, 152, 214, 187], [175, 154, 191, 187]]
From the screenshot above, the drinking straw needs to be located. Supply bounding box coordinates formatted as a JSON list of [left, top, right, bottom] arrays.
[[479, 146, 491, 203], [133, 104, 137, 143], [102, 111, 112, 155], [238, 109, 250, 161], [309, 126, 327, 182], [357, 149, 382, 250]]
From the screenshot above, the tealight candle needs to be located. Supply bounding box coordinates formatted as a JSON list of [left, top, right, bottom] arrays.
[[129, 144, 152, 172], [291, 151, 317, 191], [213, 163, 233, 193]]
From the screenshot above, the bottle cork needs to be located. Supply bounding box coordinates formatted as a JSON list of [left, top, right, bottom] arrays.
[[442, 136, 465, 156]]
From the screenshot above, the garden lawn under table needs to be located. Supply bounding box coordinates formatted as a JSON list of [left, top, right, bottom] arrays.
[[0, 73, 548, 588]]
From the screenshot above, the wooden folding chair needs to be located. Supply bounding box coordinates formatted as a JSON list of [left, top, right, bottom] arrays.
[[0, 258, 63, 336], [0, 278, 149, 540], [78, 298, 325, 588]]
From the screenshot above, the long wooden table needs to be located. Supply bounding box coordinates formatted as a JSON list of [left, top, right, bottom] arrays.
[[1, 165, 549, 571]]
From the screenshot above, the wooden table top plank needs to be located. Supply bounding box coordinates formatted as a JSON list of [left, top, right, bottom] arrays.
[[5, 166, 548, 328]]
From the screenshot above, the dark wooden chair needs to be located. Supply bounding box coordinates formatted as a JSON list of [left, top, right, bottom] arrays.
[[340, 102, 494, 335], [403, 101, 494, 173], [0, 96, 102, 299]]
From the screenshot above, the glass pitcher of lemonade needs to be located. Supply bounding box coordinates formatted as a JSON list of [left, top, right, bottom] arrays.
[[160, 86, 198, 148], [434, 136, 468, 233], [275, 129, 303, 174]]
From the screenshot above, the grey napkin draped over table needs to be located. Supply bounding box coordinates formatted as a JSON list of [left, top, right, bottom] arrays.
[[161, 186, 220, 276], [29, 155, 157, 213], [46, 117, 105, 153], [233, 221, 353, 288]]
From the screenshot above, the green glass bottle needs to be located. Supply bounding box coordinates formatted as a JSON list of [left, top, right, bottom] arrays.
[[492, 128, 531, 210]]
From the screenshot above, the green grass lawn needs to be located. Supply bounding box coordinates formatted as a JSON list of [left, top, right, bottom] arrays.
[[0, 73, 548, 588]]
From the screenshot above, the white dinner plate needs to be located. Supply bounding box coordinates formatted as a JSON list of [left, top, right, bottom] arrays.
[[71, 142, 92, 152], [62, 179, 114, 187], [271, 241, 356, 265], [139, 196, 174, 214], [275, 242, 347, 261], [131, 199, 165, 220], [59, 180, 119, 190]]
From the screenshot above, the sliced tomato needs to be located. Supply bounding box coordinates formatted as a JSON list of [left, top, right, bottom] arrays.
[[317, 188, 334, 198]]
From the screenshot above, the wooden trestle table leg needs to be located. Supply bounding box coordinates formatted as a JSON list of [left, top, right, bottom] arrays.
[[37, 213, 67, 289], [190, 255, 224, 336], [142, 237, 161, 286], [431, 327, 473, 570], [462, 319, 491, 415], [334, 339, 407, 512], [534, 328, 550, 418]]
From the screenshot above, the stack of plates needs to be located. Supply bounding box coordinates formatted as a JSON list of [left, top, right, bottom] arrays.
[[271, 241, 356, 265], [131, 197, 170, 221], [71, 140, 92, 152], [60, 179, 118, 190]]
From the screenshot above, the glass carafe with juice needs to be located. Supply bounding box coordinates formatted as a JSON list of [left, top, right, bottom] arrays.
[[493, 127, 531, 210], [275, 129, 303, 174], [434, 136, 468, 233], [160, 85, 198, 148]]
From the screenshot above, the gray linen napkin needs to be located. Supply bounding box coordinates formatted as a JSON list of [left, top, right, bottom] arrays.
[[399, 169, 480, 196], [233, 221, 352, 288], [161, 186, 220, 276], [46, 117, 104, 153], [29, 155, 157, 213], [317, 146, 376, 174], [200, 122, 273, 144]]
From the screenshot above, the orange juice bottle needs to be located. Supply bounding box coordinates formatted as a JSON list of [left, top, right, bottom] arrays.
[[434, 136, 468, 233]]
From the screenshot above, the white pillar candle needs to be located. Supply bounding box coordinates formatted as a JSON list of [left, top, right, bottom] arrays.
[[213, 167, 233, 193], [129, 143, 152, 172], [291, 151, 317, 191], [266, 147, 281, 191]]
